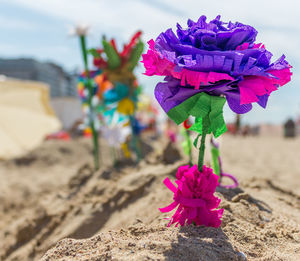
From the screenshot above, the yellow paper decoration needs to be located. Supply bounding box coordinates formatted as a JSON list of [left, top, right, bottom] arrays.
[[117, 98, 135, 115], [121, 143, 131, 158]]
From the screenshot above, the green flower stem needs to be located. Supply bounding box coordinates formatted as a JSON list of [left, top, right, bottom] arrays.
[[197, 116, 209, 172], [210, 137, 221, 180], [79, 35, 99, 170], [186, 129, 192, 166]]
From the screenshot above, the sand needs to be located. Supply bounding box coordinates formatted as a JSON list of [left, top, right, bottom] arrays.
[[0, 135, 300, 261]]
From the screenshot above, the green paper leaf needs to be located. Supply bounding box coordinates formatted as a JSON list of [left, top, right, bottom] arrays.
[[189, 117, 213, 134], [87, 48, 101, 58], [167, 93, 227, 138], [211, 146, 221, 177], [193, 134, 201, 148], [102, 39, 121, 69], [128, 41, 144, 71], [167, 93, 211, 125], [209, 96, 227, 137], [189, 117, 202, 133]]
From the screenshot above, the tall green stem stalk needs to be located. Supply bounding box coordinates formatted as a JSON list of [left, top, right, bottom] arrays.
[[197, 116, 209, 172], [79, 35, 99, 170], [186, 129, 192, 166]]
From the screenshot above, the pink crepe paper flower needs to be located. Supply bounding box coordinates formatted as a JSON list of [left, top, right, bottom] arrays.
[[141, 39, 235, 90], [141, 16, 292, 115], [159, 164, 224, 227], [141, 39, 175, 77], [142, 38, 292, 105]]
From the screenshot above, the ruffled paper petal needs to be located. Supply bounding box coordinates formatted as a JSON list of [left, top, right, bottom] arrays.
[[239, 84, 259, 104], [226, 94, 252, 114], [163, 177, 177, 193], [142, 40, 236, 90], [159, 201, 178, 213], [183, 48, 272, 77], [176, 15, 257, 51], [159, 164, 223, 227], [257, 94, 269, 108], [176, 165, 190, 179], [155, 76, 254, 116], [268, 67, 292, 86], [238, 65, 292, 105], [143, 15, 292, 126], [141, 40, 175, 77], [194, 208, 224, 228], [150, 32, 292, 86]]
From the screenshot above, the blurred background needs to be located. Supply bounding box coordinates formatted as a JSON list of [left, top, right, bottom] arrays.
[[0, 0, 299, 127]]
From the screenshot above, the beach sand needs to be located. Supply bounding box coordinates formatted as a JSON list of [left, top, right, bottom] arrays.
[[0, 135, 299, 260]]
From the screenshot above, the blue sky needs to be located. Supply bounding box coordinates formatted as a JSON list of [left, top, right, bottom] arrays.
[[0, 0, 299, 124]]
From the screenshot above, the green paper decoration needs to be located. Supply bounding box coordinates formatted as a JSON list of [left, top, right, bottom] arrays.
[[167, 92, 227, 138], [128, 40, 144, 71], [87, 48, 101, 58], [211, 143, 221, 177], [102, 39, 121, 69]]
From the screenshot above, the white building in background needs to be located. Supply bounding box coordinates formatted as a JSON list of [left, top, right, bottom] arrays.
[[0, 58, 84, 129], [0, 58, 77, 97], [50, 97, 83, 130], [296, 117, 300, 136]]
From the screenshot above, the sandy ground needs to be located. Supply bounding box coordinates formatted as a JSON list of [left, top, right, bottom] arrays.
[[0, 135, 300, 261]]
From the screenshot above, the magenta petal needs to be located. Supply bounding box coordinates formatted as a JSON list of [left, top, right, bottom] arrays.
[[181, 181, 193, 198], [238, 83, 259, 104], [268, 68, 292, 86], [190, 207, 197, 220], [160, 165, 223, 228], [176, 196, 206, 208], [176, 165, 190, 179], [159, 201, 179, 213], [163, 177, 177, 193], [206, 197, 221, 209], [241, 77, 267, 96]]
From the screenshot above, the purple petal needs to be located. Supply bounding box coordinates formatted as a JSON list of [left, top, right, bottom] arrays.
[[257, 94, 269, 108], [226, 94, 252, 114]]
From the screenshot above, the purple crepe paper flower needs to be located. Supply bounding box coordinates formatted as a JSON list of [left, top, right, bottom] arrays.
[[142, 15, 292, 114], [159, 164, 224, 227], [176, 15, 257, 51]]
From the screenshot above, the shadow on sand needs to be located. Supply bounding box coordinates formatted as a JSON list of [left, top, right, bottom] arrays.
[[163, 225, 239, 261], [163, 186, 272, 261]]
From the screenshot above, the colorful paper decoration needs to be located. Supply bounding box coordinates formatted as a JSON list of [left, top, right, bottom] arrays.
[[143, 15, 292, 227], [75, 28, 101, 170], [89, 31, 145, 161], [159, 165, 223, 227]]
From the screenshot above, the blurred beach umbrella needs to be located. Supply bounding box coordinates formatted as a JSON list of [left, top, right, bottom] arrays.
[[0, 77, 61, 159]]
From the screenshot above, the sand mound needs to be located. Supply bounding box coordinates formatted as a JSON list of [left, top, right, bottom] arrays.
[[1, 136, 300, 260], [41, 183, 300, 261]]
